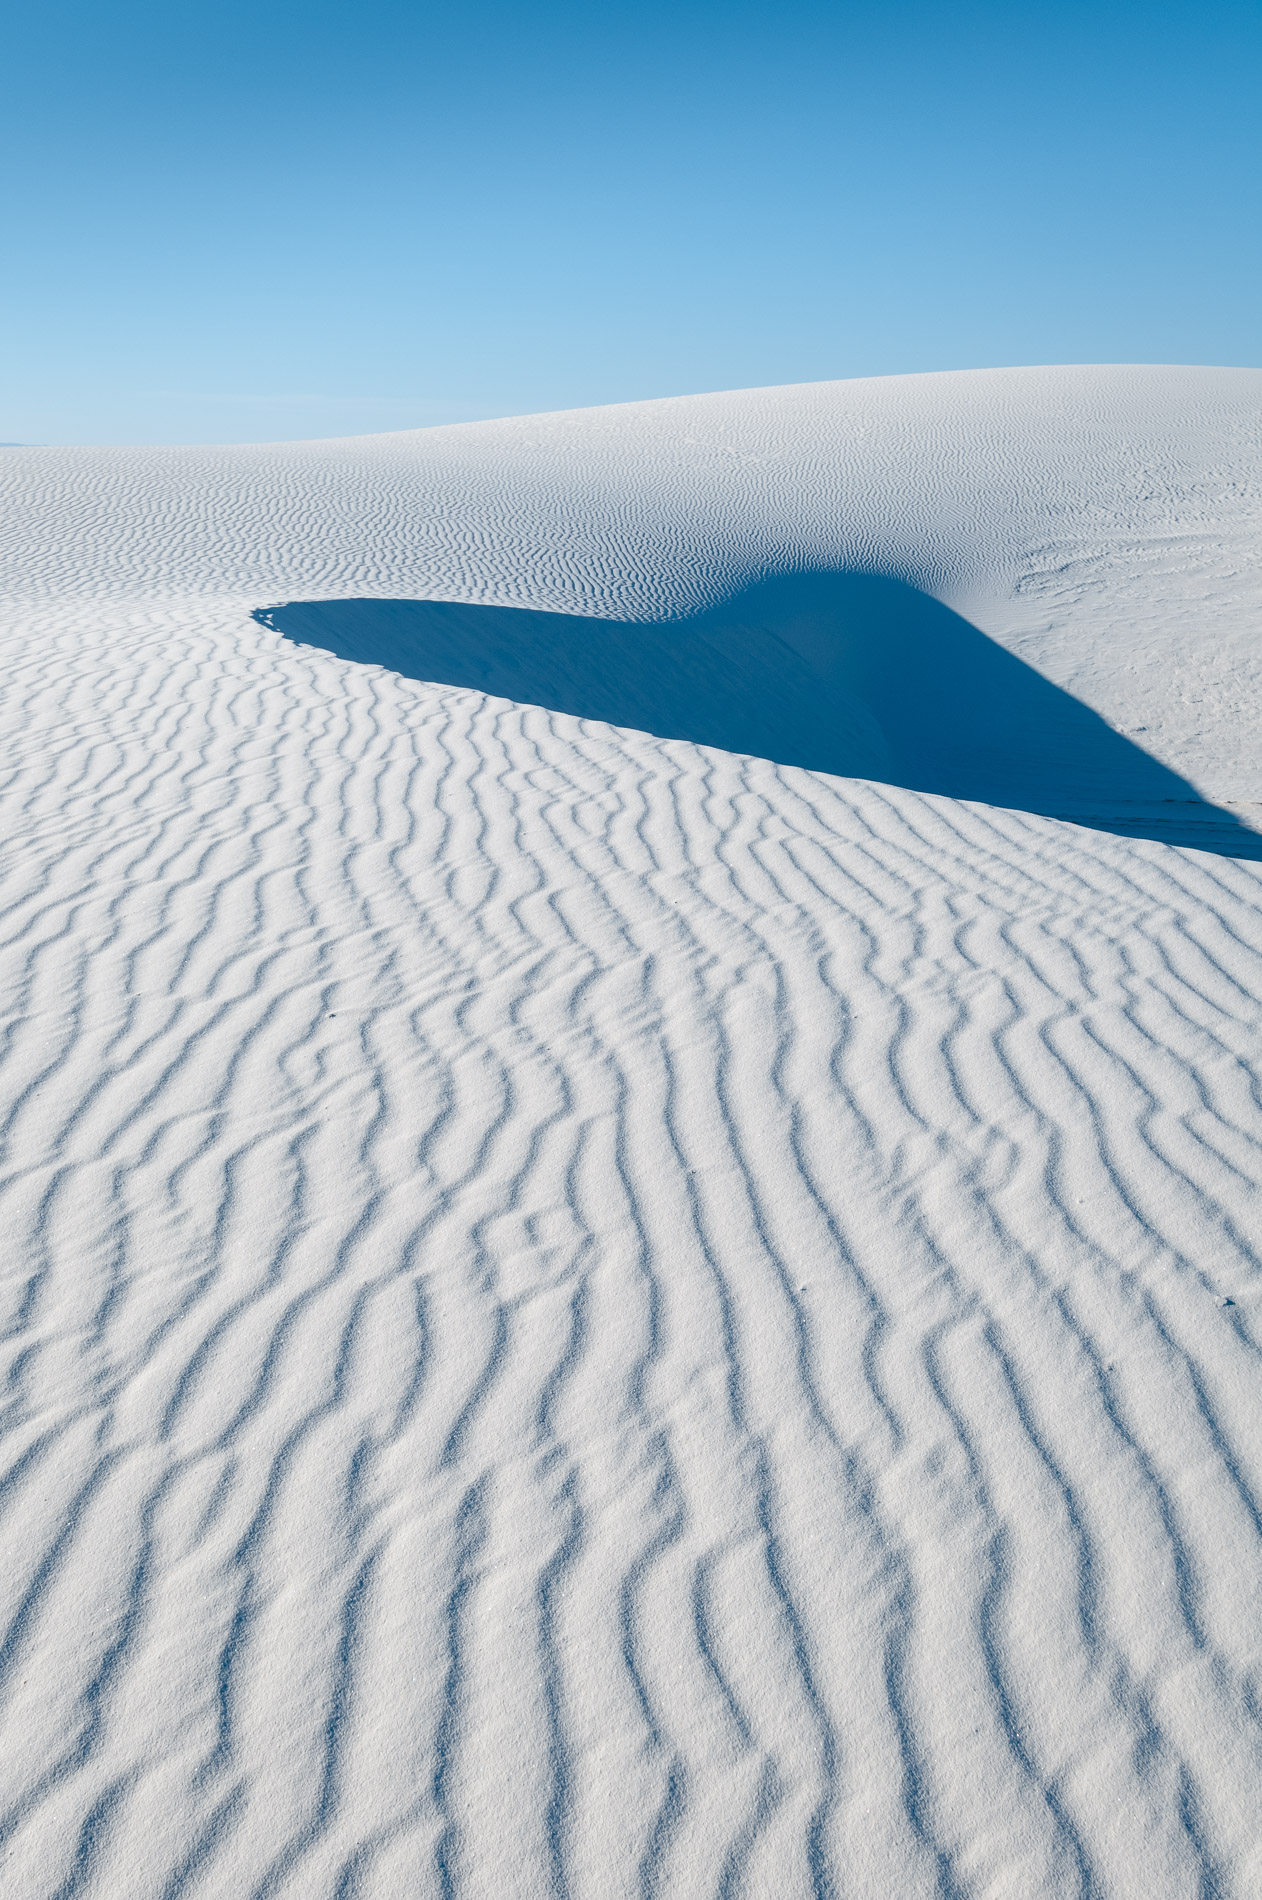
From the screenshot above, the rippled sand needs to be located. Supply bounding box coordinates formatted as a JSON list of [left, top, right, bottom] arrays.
[[1, 366, 1261, 1897]]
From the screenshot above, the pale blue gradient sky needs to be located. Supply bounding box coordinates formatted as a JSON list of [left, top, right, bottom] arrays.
[[3, 0, 1259, 443]]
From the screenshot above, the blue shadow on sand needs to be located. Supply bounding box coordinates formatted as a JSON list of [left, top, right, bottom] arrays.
[[256, 573, 1262, 858]]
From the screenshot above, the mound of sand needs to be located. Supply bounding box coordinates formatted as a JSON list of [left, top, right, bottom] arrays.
[[1, 366, 1260, 1897]]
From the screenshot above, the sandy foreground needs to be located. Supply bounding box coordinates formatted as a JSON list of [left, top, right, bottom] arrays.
[[1, 366, 1261, 1896]]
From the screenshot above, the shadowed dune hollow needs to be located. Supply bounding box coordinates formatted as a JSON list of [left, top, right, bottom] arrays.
[[258, 572, 1261, 857]]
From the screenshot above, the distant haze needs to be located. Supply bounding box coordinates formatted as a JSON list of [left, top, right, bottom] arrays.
[[3, 0, 1259, 444]]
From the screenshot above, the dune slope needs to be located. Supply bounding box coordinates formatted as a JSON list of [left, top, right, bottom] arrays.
[[1, 367, 1261, 1897]]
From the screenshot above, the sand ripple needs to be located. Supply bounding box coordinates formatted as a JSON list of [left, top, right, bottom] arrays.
[[0, 586, 1260, 1895], [2, 366, 1262, 1895]]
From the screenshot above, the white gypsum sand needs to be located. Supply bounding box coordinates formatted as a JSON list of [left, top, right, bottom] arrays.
[[0, 364, 1260, 1896]]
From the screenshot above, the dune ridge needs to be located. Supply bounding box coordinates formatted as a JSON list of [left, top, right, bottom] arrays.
[[1, 369, 1261, 1895], [255, 575, 1262, 855]]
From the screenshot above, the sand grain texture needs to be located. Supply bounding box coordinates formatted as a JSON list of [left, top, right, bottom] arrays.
[[1, 367, 1261, 1897]]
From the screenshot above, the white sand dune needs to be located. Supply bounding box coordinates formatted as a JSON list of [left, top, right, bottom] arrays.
[[1, 365, 1261, 1896]]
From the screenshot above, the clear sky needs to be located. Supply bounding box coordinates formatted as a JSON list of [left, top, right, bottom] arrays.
[[3, 0, 1259, 444]]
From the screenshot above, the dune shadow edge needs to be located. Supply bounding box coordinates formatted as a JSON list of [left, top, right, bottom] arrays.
[[255, 573, 1262, 860]]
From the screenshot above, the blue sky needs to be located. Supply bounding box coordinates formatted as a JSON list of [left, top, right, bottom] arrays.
[[3, 0, 1259, 443]]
